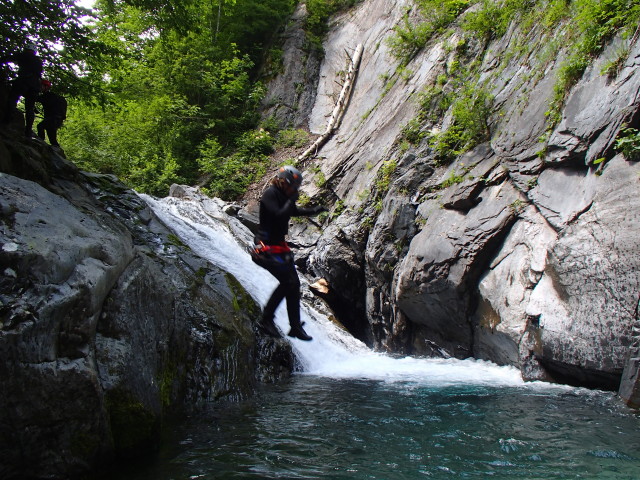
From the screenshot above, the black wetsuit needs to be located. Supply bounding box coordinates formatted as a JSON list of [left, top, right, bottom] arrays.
[[257, 184, 320, 334], [36, 90, 67, 147], [2, 50, 43, 134]]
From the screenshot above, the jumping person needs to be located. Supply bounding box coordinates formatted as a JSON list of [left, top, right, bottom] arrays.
[[252, 166, 326, 341], [1, 43, 43, 137]]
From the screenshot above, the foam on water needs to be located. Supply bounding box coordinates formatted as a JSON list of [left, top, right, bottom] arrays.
[[142, 193, 542, 389]]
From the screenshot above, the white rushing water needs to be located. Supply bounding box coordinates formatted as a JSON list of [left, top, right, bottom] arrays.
[[142, 193, 532, 389]]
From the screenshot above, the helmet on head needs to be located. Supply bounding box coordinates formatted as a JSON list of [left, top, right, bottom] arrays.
[[41, 79, 51, 90], [277, 165, 303, 190]]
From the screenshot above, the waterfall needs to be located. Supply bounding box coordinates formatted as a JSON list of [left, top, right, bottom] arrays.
[[141, 192, 530, 388]]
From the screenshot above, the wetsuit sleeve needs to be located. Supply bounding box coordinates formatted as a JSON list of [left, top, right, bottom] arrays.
[[293, 205, 327, 216], [261, 187, 296, 220]]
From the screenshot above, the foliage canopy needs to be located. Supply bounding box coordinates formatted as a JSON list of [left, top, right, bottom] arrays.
[[0, 0, 117, 99], [2, 0, 301, 198], [57, 0, 297, 196]]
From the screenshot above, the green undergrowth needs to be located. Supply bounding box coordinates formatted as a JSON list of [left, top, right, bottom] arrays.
[[615, 126, 640, 161], [388, 0, 470, 64], [388, 0, 535, 66], [461, 0, 533, 42], [399, 46, 493, 166], [200, 127, 273, 199], [545, 0, 640, 126], [200, 125, 309, 200], [429, 85, 493, 165]]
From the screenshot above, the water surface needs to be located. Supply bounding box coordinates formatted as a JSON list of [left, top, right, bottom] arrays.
[[110, 375, 640, 480]]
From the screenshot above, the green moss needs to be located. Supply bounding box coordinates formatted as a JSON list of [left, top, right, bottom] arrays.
[[185, 268, 207, 299], [275, 128, 310, 148], [297, 192, 311, 207], [509, 198, 527, 215], [545, 0, 640, 127], [158, 361, 178, 408], [440, 170, 465, 188], [225, 273, 260, 318], [106, 389, 158, 454], [391, 0, 640, 162], [401, 118, 428, 145], [461, 0, 532, 41], [166, 234, 186, 248], [388, 0, 470, 64], [615, 126, 640, 161], [375, 159, 398, 193], [429, 85, 493, 165], [313, 169, 327, 188], [70, 430, 101, 460]]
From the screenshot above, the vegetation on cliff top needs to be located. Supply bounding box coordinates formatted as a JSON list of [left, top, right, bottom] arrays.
[[61, 0, 298, 196], [391, 0, 640, 162]]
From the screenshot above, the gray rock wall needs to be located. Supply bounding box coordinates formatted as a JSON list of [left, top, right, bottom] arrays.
[[273, 1, 640, 401], [260, 3, 322, 128]]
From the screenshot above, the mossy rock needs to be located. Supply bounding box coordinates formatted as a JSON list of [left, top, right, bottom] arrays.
[[105, 388, 161, 458]]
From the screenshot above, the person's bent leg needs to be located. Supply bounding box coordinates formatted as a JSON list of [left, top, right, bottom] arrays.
[[48, 122, 60, 146], [260, 282, 287, 337], [282, 267, 312, 341], [23, 94, 36, 137], [37, 119, 46, 140]]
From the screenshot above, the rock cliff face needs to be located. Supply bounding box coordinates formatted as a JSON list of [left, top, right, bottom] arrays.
[[264, 0, 640, 403], [0, 132, 293, 479]]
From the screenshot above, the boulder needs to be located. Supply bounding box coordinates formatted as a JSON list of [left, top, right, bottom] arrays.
[[394, 174, 521, 357], [0, 134, 294, 479], [525, 155, 640, 387]]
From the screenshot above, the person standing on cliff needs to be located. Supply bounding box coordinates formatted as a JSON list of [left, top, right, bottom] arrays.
[[36, 79, 67, 148], [251, 165, 326, 341], [1, 43, 43, 137]]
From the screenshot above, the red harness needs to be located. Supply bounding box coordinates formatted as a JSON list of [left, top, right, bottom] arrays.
[[254, 241, 291, 255]]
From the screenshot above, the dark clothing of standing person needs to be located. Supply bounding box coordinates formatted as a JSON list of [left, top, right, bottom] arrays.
[[2, 44, 43, 137], [253, 166, 325, 341], [36, 80, 67, 147]]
